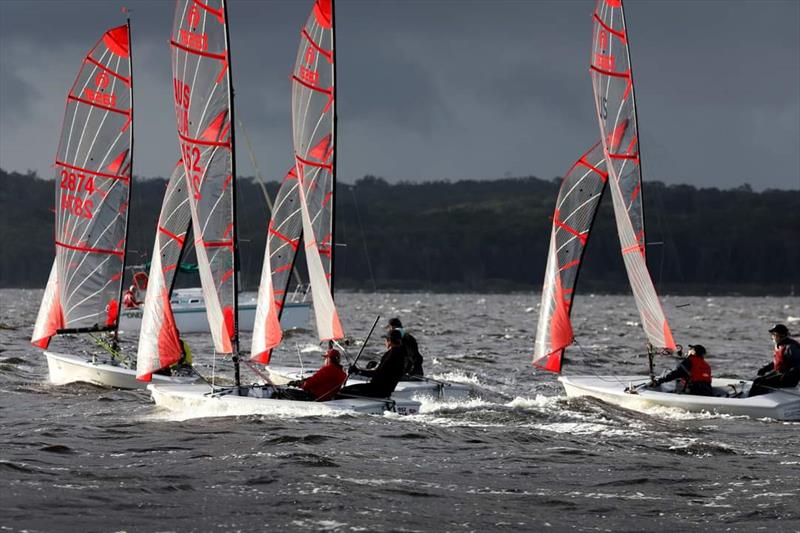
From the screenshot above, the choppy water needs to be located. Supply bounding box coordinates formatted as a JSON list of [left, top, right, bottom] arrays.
[[1, 289, 799, 532]]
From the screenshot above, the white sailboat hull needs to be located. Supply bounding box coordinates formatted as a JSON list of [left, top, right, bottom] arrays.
[[265, 365, 473, 401], [45, 351, 199, 390], [560, 375, 800, 421], [119, 300, 310, 334], [147, 383, 421, 417]]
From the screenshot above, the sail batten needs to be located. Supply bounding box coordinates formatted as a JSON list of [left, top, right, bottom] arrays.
[[590, 0, 675, 351]]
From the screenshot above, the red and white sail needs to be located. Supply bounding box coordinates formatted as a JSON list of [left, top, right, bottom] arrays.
[[136, 162, 192, 380], [533, 142, 608, 372], [291, 0, 343, 342], [590, 0, 675, 350], [31, 24, 133, 348], [170, 0, 237, 354], [250, 166, 303, 363]]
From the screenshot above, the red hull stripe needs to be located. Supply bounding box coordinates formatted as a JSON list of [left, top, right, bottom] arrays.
[[56, 240, 124, 257], [178, 131, 231, 148], [590, 65, 630, 79], [301, 29, 333, 63], [593, 14, 627, 43], [67, 94, 130, 116], [291, 74, 332, 96], [55, 160, 130, 181], [170, 39, 225, 61], [85, 56, 131, 86], [158, 226, 185, 246], [295, 153, 333, 171]]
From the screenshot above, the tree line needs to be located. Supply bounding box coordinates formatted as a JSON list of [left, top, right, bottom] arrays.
[[1, 168, 798, 295]]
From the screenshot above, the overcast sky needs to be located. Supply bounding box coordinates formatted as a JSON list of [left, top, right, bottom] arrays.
[[1, 0, 798, 190]]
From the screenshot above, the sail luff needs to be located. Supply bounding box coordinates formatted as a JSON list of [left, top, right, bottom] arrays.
[[589, 0, 675, 350], [330, 0, 337, 299]]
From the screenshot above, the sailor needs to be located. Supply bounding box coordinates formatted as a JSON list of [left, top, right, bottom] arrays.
[[652, 344, 713, 396], [387, 317, 424, 377], [749, 324, 800, 397], [339, 328, 407, 399], [285, 348, 347, 401], [122, 284, 141, 308]]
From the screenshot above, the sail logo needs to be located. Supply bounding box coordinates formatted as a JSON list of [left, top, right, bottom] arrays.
[[95, 72, 110, 91], [173, 78, 191, 135], [181, 7, 208, 52], [594, 31, 615, 70], [298, 66, 319, 85]]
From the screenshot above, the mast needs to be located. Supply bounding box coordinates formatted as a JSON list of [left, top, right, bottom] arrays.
[[115, 13, 134, 344], [221, 0, 241, 385], [330, 0, 337, 299]]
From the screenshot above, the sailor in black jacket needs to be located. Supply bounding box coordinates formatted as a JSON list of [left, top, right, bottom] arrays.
[[339, 329, 407, 399], [387, 317, 424, 377]]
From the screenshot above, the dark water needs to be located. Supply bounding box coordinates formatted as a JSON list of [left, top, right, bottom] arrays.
[[1, 289, 799, 532]]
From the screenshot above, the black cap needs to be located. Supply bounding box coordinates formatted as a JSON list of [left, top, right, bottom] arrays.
[[769, 324, 789, 336], [383, 329, 402, 343], [688, 344, 707, 356], [387, 317, 403, 329]]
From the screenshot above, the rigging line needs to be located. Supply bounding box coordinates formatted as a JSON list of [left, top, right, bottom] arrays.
[[236, 118, 273, 213], [350, 186, 377, 292]]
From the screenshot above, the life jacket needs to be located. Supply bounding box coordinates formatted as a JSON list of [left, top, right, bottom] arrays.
[[681, 354, 711, 387], [302, 363, 347, 401], [123, 290, 138, 308], [773, 338, 800, 373]]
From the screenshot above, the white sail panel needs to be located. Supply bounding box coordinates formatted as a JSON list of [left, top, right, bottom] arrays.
[[590, 0, 675, 350], [136, 162, 192, 380], [32, 261, 64, 348], [170, 0, 236, 353], [298, 166, 343, 341], [533, 142, 608, 372], [49, 24, 133, 334]]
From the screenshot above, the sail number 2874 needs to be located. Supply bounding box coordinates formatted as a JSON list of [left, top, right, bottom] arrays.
[[59, 169, 94, 219]]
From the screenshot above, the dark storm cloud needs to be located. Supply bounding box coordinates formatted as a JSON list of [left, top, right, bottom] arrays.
[[0, 0, 797, 189]]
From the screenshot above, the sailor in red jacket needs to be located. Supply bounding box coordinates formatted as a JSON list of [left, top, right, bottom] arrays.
[[122, 284, 141, 308], [749, 324, 800, 397], [652, 344, 713, 396], [285, 348, 347, 401]]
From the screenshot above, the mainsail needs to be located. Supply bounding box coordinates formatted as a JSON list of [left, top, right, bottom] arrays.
[[589, 0, 675, 350], [136, 162, 192, 380], [250, 166, 301, 363], [32, 23, 133, 348], [533, 142, 608, 372], [170, 0, 237, 354], [291, 0, 343, 342]]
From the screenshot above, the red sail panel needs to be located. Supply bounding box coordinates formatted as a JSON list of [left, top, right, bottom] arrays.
[[137, 162, 192, 379], [533, 142, 608, 372], [31, 261, 64, 348], [35, 24, 133, 337], [170, 0, 236, 354], [590, 0, 675, 350]]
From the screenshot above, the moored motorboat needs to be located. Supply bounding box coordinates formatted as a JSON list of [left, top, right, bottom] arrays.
[[560, 375, 800, 420]]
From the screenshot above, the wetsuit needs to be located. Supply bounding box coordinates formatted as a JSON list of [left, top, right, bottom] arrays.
[[401, 331, 424, 378], [339, 344, 408, 399], [750, 337, 800, 397], [654, 354, 712, 396]]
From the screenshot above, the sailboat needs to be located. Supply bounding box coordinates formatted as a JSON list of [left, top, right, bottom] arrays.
[[533, 0, 800, 421], [29, 19, 191, 389], [144, 0, 420, 416]]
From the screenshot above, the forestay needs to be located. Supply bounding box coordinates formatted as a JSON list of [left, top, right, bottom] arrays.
[[291, 0, 343, 342], [589, 0, 675, 351], [533, 142, 608, 372], [32, 24, 133, 348], [170, 0, 237, 354], [136, 162, 192, 380]]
